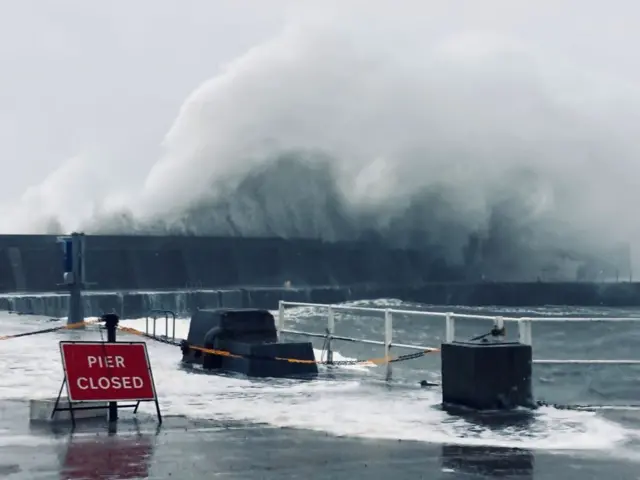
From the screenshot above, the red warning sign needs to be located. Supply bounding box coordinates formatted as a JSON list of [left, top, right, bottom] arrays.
[[60, 341, 156, 402]]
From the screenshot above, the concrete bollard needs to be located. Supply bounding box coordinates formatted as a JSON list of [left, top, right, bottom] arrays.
[[441, 341, 534, 411]]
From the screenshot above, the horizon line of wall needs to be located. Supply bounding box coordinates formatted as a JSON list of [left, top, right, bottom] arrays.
[[3, 282, 640, 320], [0, 234, 639, 309], [0, 233, 469, 293]]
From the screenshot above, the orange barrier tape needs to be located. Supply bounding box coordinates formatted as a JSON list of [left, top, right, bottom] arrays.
[[0, 319, 100, 341], [117, 325, 440, 366]]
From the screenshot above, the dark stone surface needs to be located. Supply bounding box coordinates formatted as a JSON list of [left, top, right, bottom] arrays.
[[0, 234, 443, 292], [0, 234, 640, 306], [1, 400, 639, 479], [0, 287, 356, 319], [441, 342, 534, 411]]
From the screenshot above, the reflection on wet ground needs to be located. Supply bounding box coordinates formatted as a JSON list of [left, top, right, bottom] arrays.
[[442, 445, 534, 479], [0, 401, 635, 480], [63, 433, 155, 479]]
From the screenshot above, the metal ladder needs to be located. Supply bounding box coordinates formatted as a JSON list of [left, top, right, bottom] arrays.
[[144, 309, 178, 343]]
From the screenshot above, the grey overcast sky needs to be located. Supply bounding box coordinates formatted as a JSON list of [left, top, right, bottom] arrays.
[[0, 0, 295, 202]]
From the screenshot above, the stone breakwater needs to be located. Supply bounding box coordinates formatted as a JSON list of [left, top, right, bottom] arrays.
[[0, 234, 455, 293], [0, 286, 355, 319], [2, 281, 640, 319], [0, 234, 639, 318]]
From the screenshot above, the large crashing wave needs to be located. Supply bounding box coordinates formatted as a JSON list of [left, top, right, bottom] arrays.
[[84, 151, 625, 281], [4, 7, 640, 281]]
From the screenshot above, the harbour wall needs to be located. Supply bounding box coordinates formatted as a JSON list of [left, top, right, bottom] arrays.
[[2, 281, 640, 320], [0, 234, 445, 293], [0, 234, 639, 319]]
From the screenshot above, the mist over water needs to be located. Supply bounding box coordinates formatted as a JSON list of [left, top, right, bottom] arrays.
[[2, 1, 640, 280]]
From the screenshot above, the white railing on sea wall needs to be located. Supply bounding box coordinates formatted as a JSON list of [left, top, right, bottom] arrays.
[[140, 302, 640, 381], [277, 301, 640, 380]]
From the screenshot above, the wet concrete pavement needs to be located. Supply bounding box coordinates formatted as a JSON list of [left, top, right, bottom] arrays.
[[1, 400, 640, 479]]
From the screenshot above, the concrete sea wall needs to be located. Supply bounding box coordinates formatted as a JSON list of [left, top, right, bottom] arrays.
[[0, 287, 357, 319], [0, 234, 443, 292], [2, 281, 640, 320], [0, 234, 639, 319]]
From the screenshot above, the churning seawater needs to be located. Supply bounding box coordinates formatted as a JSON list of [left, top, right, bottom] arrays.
[[2, 299, 640, 468]]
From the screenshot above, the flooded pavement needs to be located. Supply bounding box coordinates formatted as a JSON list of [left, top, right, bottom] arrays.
[[2, 399, 640, 479], [3, 307, 640, 479]]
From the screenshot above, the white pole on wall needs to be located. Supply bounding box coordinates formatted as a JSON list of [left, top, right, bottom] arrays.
[[384, 309, 393, 381]]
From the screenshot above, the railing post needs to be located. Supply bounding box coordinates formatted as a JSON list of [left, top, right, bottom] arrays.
[[494, 316, 505, 339], [445, 313, 455, 343], [278, 301, 285, 340], [518, 319, 532, 346], [171, 311, 176, 342], [145, 316, 149, 336], [153, 314, 157, 337], [327, 306, 335, 364], [384, 309, 393, 381], [165, 312, 169, 339]]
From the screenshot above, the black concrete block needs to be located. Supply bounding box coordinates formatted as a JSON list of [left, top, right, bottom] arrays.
[[217, 309, 278, 341], [184, 308, 316, 378], [184, 308, 277, 362], [218, 340, 318, 378], [185, 310, 222, 347], [441, 341, 534, 411]]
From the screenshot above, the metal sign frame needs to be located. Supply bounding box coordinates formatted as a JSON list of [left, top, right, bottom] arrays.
[[53, 340, 162, 427]]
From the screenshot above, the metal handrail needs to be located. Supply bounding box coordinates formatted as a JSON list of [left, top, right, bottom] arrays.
[[145, 309, 177, 342], [279, 301, 640, 322], [277, 301, 640, 378], [280, 328, 433, 351]]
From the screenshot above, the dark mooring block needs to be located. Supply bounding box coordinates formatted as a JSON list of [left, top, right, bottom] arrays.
[[441, 342, 534, 411], [181, 308, 318, 378], [215, 340, 318, 378]]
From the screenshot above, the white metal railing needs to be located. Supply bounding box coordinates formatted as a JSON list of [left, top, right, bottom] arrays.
[[277, 301, 640, 379]]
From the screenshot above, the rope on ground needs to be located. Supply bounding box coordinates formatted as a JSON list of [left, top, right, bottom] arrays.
[[535, 400, 640, 411], [117, 325, 440, 366], [118, 326, 179, 347], [0, 319, 100, 341]]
